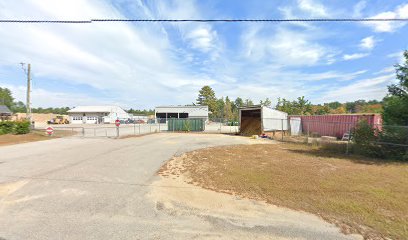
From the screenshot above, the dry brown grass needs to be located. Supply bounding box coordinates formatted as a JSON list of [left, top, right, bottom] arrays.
[[168, 143, 408, 240], [0, 130, 74, 146]]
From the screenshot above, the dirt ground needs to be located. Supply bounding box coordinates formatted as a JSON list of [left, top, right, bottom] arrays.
[[159, 143, 408, 240], [0, 130, 74, 146]]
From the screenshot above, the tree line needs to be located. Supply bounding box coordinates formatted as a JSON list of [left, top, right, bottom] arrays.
[[195, 86, 384, 120]]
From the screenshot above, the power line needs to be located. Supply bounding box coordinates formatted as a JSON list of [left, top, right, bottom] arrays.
[[0, 18, 408, 24]]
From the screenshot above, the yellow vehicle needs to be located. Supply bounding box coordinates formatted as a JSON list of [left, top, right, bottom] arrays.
[[47, 115, 69, 124]]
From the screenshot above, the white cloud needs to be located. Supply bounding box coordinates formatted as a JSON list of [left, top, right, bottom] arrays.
[[154, 0, 221, 57], [359, 36, 375, 50], [374, 67, 395, 75], [387, 51, 405, 64], [343, 53, 369, 61], [186, 26, 218, 53], [364, 3, 408, 32], [317, 74, 395, 102], [2, 84, 111, 108], [243, 27, 335, 66], [0, 0, 217, 108], [297, 0, 328, 17]]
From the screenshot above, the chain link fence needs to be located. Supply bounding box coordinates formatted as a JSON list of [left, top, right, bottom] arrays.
[[37, 118, 240, 138], [36, 117, 408, 159], [257, 118, 408, 160]]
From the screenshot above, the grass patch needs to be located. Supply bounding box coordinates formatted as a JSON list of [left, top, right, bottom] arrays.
[[168, 143, 408, 239]]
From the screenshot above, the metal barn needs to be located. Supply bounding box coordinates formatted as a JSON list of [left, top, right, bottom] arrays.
[[239, 106, 288, 136]]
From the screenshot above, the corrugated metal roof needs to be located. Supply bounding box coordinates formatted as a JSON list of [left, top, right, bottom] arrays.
[[239, 105, 287, 115], [0, 105, 12, 114], [67, 106, 124, 113]]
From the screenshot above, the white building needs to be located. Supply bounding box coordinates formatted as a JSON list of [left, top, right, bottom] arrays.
[[155, 105, 209, 123], [67, 106, 130, 124]]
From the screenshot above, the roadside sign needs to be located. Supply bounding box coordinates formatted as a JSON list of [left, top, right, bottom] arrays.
[[115, 119, 120, 127], [46, 126, 54, 135]]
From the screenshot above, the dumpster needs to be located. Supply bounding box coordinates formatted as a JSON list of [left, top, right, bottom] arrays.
[[167, 118, 205, 131]]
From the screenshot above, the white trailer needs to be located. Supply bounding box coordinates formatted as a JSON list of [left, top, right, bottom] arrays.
[[239, 106, 288, 135]]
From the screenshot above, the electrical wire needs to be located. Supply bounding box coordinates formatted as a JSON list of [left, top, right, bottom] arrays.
[[0, 18, 407, 23]]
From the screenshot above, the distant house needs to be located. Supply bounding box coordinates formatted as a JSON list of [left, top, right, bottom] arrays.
[[0, 105, 12, 120], [67, 106, 130, 124]]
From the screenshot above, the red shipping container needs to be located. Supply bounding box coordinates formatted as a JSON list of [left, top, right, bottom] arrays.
[[289, 114, 382, 139]]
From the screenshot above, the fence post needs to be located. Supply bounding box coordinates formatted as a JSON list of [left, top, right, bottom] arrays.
[[219, 119, 222, 133], [116, 126, 119, 138], [82, 127, 84, 137], [307, 121, 310, 143], [346, 124, 351, 154], [281, 119, 284, 141], [139, 124, 141, 134], [94, 128, 96, 137], [133, 123, 136, 135]]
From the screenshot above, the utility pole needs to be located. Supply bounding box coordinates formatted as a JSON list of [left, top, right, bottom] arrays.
[[27, 64, 32, 123], [20, 63, 32, 123]]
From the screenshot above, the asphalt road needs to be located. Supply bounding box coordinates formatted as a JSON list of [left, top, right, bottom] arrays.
[[0, 133, 361, 240]]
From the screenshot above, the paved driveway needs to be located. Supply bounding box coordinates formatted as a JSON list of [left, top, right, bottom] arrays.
[[0, 134, 360, 240]]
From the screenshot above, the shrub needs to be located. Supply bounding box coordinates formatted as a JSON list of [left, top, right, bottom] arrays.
[[14, 121, 31, 134], [352, 120, 408, 161], [352, 120, 383, 158], [378, 126, 408, 161], [0, 121, 15, 134], [0, 121, 31, 135]]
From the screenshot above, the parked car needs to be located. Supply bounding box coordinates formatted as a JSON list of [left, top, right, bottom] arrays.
[[135, 119, 145, 124], [125, 119, 135, 124]]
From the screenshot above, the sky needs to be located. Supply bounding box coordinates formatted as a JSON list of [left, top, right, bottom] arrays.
[[0, 0, 407, 109]]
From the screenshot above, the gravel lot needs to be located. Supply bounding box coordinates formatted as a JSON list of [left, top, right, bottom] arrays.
[[0, 133, 360, 240]]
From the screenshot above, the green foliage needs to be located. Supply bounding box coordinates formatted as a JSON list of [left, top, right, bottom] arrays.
[[327, 101, 342, 109], [10, 101, 26, 113], [196, 86, 217, 116], [127, 108, 154, 115], [0, 121, 31, 135], [352, 120, 382, 158], [260, 98, 272, 107], [31, 107, 71, 115], [382, 96, 408, 125], [0, 121, 14, 134], [276, 96, 312, 115], [0, 87, 14, 108], [379, 126, 408, 161], [13, 121, 31, 134], [234, 97, 244, 109], [352, 120, 408, 161], [383, 50, 408, 125], [244, 99, 254, 106], [224, 96, 234, 120]]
